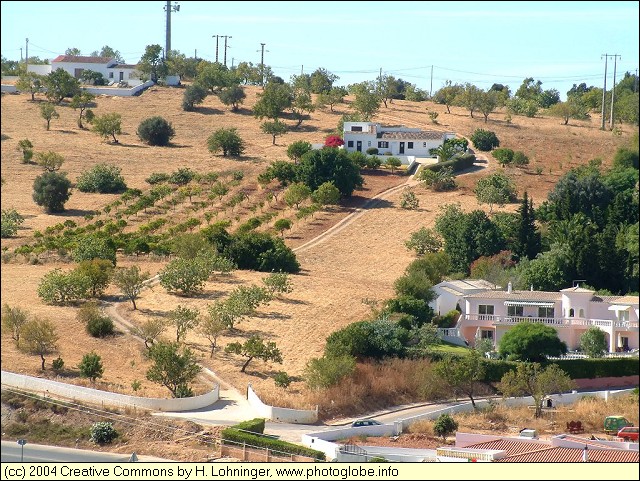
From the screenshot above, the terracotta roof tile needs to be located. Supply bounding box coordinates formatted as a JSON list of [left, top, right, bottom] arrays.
[[465, 439, 550, 456], [496, 447, 639, 463]]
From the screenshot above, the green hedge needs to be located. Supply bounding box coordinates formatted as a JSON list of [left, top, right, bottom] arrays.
[[425, 154, 476, 173], [429, 357, 638, 382], [221, 427, 326, 461], [547, 358, 639, 379], [233, 418, 265, 434]]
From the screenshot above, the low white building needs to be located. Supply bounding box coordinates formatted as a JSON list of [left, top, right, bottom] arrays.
[[29, 55, 142, 86], [342, 121, 456, 157]]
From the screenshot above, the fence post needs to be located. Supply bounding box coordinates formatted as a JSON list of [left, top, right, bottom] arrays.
[[242, 442, 246, 461], [266, 448, 270, 462]]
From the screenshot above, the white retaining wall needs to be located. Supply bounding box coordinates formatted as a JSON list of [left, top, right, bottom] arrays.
[[84, 80, 154, 97], [1, 84, 17, 93], [1, 371, 219, 412], [301, 424, 400, 461], [247, 384, 318, 424]]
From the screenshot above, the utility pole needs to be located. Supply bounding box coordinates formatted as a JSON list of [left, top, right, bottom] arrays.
[[609, 54, 620, 130], [213, 35, 220, 63], [222, 35, 232, 67], [600, 54, 608, 130], [259, 43, 266, 88], [430, 65, 434, 98], [164, 1, 180, 59], [194, 49, 197, 60], [635, 68, 638, 94], [20, 47, 23, 61], [231, 57, 235, 68], [379, 67, 382, 83], [25, 38, 28, 70], [301, 65, 304, 75]]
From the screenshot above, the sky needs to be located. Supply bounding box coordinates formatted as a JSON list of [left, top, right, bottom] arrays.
[[1, 1, 638, 99]]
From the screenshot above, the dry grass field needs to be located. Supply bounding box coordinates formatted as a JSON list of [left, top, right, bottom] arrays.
[[0, 84, 634, 407]]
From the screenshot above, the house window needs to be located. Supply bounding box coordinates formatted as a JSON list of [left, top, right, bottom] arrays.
[[423, 142, 427, 147], [368, 141, 371, 147], [347, 141, 354, 148], [109, 72, 114, 79], [478, 305, 494, 319], [378, 141, 389, 148], [507, 305, 524, 317], [480, 330, 494, 339], [538, 307, 555, 318], [408, 142, 414, 149], [620, 310, 630, 322], [351, 126, 363, 132], [568, 308, 575, 317], [578, 308, 585, 318]]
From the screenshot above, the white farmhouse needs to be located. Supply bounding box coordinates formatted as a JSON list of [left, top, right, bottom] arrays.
[[342, 121, 456, 157], [28, 55, 142, 86]]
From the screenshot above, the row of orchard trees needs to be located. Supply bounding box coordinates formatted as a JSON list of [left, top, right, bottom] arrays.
[[432, 74, 639, 126]]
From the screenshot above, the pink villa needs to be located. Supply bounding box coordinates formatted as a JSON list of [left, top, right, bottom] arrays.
[[431, 282, 639, 353]]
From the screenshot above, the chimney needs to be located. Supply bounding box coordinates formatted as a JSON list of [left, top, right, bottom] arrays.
[[507, 282, 512, 294], [530, 284, 534, 292], [582, 445, 588, 462]]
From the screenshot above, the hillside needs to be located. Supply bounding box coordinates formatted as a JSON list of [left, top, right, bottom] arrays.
[[0, 85, 633, 407]]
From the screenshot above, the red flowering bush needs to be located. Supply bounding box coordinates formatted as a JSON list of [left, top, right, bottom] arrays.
[[324, 135, 344, 147]]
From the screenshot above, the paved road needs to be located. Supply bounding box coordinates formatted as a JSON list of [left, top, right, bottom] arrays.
[[0, 441, 170, 463]]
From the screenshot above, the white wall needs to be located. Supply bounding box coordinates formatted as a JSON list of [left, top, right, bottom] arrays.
[[247, 384, 318, 424], [1, 370, 219, 412], [27, 65, 52, 75], [301, 424, 400, 460], [83, 80, 154, 96]]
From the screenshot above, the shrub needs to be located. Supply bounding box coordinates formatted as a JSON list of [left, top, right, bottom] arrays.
[[90, 421, 117, 444], [1, 209, 25, 238], [324, 135, 344, 147], [137, 116, 175, 146], [32, 171, 72, 213], [433, 413, 458, 440], [146, 172, 170, 185], [52, 357, 64, 373], [182, 83, 207, 111], [86, 315, 115, 338], [221, 427, 325, 460], [273, 371, 292, 388], [492, 148, 514, 166], [304, 355, 356, 389], [512, 151, 529, 166], [169, 167, 196, 185], [207, 128, 245, 157], [78, 351, 104, 382], [76, 164, 127, 193], [366, 147, 379, 155], [470, 129, 500, 151], [37, 269, 91, 305]]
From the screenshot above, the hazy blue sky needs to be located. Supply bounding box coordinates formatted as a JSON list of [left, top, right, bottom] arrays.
[[2, 1, 638, 99]]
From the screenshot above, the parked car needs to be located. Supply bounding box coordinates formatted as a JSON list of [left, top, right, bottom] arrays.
[[604, 415, 633, 435], [351, 419, 383, 427], [617, 426, 639, 442]]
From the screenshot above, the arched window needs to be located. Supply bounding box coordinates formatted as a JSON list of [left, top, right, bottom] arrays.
[[569, 308, 575, 317], [579, 309, 585, 318]]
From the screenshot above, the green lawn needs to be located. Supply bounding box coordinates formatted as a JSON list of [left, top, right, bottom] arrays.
[[430, 342, 471, 355]]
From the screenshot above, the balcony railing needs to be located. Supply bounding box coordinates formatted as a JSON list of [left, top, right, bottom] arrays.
[[461, 314, 638, 331]]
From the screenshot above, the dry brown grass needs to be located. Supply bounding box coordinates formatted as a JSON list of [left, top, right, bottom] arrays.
[[1, 85, 635, 406], [407, 393, 640, 440]]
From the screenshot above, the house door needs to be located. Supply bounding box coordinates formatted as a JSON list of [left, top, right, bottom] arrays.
[[356, 141, 362, 152], [399, 142, 405, 154], [119, 72, 124, 81]]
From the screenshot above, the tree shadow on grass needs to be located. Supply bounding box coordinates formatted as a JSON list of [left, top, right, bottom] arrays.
[[195, 106, 224, 116], [51, 208, 96, 218]]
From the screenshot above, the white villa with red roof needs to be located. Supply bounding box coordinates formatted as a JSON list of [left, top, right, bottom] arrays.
[[28, 55, 141, 86], [342, 121, 456, 157], [431, 281, 639, 353]]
